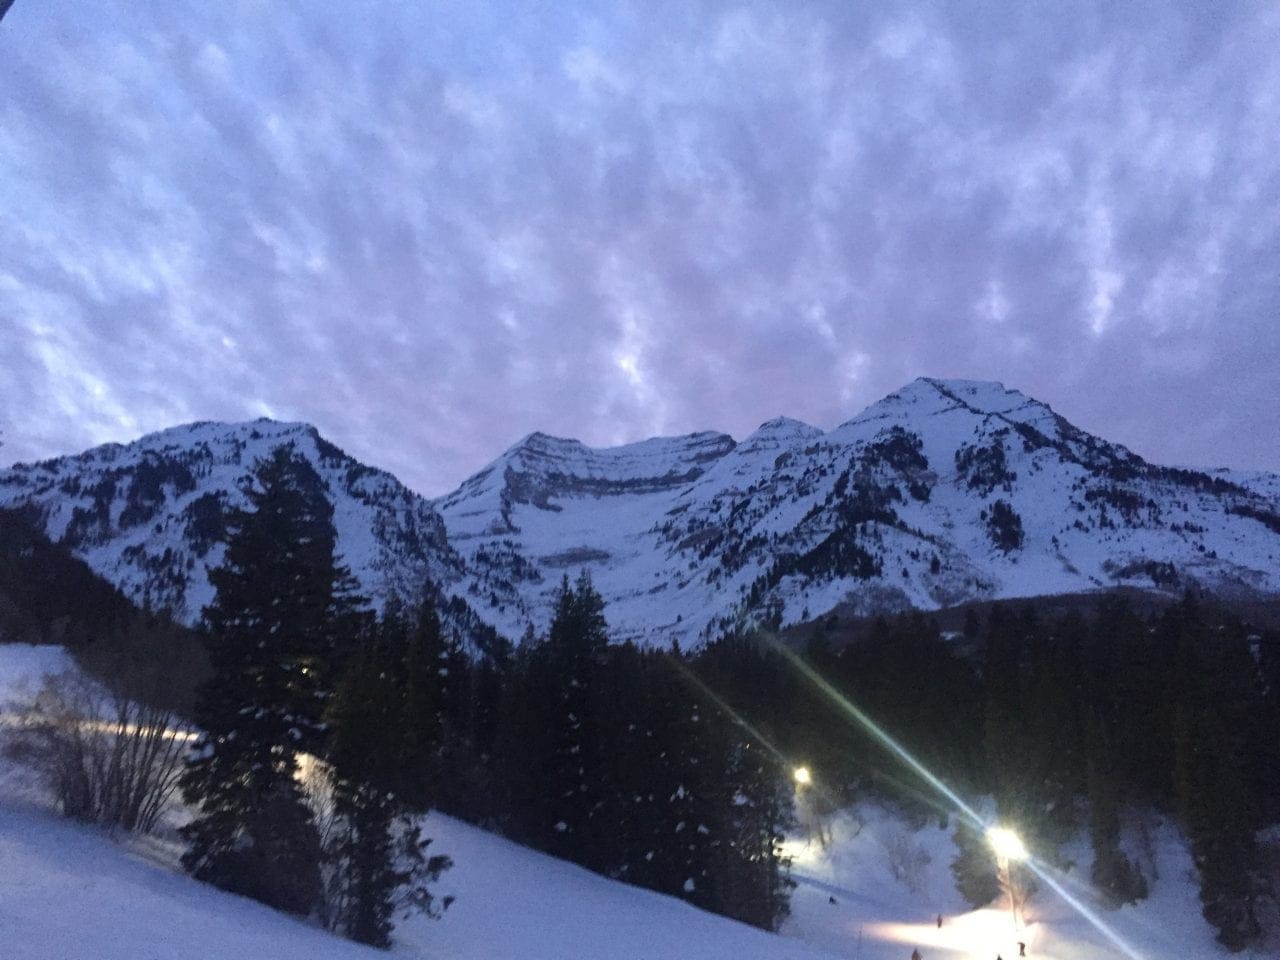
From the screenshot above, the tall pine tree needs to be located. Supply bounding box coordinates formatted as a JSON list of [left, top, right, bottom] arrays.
[[530, 572, 611, 865], [323, 617, 452, 947], [1167, 597, 1264, 950], [180, 447, 362, 916]]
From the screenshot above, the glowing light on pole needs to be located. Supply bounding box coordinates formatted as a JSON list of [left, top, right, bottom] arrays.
[[988, 825, 1027, 937], [986, 826, 1028, 862], [756, 631, 1149, 960], [793, 765, 812, 786]]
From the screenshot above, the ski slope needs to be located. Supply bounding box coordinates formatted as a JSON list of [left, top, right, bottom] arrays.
[[0, 643, 835, 960], [0, 801, 847, 960], [2, 644, 1276, 960], [781, 806, 1278, 960]]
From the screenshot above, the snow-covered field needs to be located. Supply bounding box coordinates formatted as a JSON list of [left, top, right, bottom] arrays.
[[782, 806, 1275, 960], [2, 644, 1275, 960], [0, 644, 835, 960], [0, 801, 848, 960]]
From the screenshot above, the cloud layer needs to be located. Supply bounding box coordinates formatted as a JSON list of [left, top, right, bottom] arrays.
[[3, 0, 1278, 493]]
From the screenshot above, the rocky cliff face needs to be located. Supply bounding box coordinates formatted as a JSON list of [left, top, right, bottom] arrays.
[[5, 378, 1279, 645], [435, 377, 1280, 642], [0, 419, 464, 625]]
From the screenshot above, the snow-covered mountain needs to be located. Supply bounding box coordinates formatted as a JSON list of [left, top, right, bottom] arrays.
[[4, 378, 1280, 643], [0, 420, 466, 625], [437, 377, 1280, 641]]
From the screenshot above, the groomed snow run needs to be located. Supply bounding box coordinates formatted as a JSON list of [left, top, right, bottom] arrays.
[[2, 645, 1276, 960], [0, 643, 836, 960]]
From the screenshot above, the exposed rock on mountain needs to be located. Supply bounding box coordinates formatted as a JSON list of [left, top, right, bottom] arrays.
[[4, 379, 1279, 645]]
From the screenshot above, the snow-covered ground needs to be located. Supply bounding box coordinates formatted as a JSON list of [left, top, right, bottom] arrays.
[[0, 644, 835, 960], [782, 805, 1277, 960], [2, 644, 1275, 960], [0, 801, 847, 960]]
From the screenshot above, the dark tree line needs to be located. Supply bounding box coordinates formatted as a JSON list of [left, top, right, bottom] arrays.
[[416, 573, 796, 930], [760, 598, 1279, 951], [178, 450, 794, 946]]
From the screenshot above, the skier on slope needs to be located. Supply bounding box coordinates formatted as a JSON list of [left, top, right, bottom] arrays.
[[911, 949, 922, 960]]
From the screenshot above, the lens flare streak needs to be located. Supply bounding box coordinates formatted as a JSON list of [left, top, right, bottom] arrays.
[[759, 634, 1148, 960], [766, 639, 984, 825]]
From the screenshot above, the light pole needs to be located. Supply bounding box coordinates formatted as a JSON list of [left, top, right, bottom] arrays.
[[793, 766, 820, 846], [987, 826, 1028, 940]]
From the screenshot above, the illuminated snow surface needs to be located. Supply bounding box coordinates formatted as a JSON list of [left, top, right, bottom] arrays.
[[2, 645, 1275, 960], [782, 806, 1278, 960]]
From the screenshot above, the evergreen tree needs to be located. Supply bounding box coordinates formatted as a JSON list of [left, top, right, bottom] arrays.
[[1166, 597, 1264, 950], [530, 572, 611, 864], [587, 640, 664, 885], [1254, 626, 1280, 824], [615, 647, 726, 907], [1084, 713, 1148, 905], [950, 819, 1000, 908], [710, 735, 795, 930], [325, 633, 402, 945], [180, 447, 361, 916], [981, 605, 1076, 885], [449, 628, 513, 828], [396, 600, 448, 812], [1085, 598, 1174, 804], [688, 634, 797, 930], [323, 623, 452, 948], [1080, 601, 1150, 905]]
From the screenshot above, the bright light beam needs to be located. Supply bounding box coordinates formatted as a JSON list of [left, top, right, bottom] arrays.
[[758, 632, 1149, 960], [987, 825, 1028, 861], [761, 636, 985, 828], [1024, 858, 1147, 960]]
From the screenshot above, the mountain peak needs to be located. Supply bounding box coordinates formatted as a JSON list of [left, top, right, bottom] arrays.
[[889, 376, 1036, 412], [6, 382, 1280, 649], [502, 430, 587, 459], [737, 416, 823, 454], [836, 377, 1056, 436], [750, 416, 821, 437], [0, 417, 461, 624]]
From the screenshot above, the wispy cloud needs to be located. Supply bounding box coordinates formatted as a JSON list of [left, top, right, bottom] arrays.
[[2, 1, 1277, 492]]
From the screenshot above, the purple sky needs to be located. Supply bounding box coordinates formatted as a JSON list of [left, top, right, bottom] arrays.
[[3, 1, 1278, 496]]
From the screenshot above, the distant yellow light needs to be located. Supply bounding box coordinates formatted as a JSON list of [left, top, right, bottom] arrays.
[[987, 825, 1028, 862], [793, 766, 812, 786]]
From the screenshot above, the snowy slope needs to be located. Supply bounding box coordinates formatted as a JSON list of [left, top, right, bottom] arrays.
[[0, 802, 852, 960], [0, 643, 840, 960], [782, 805, 1278, 960], [0, 420, 466, 624], [2, 645, 1273, 960], [436, 377, 1280, 643], [4, 378, 1280, 645]]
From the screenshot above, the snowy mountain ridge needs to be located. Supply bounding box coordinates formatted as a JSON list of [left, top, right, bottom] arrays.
[[4, 377, 1280, 644], [0, 419, 465, 625]]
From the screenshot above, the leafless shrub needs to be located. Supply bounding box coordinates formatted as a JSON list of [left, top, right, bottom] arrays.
[[4, 670, 190, 834]]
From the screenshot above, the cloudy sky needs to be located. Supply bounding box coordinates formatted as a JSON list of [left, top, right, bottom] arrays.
[[2, 1, 1278, 495]]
